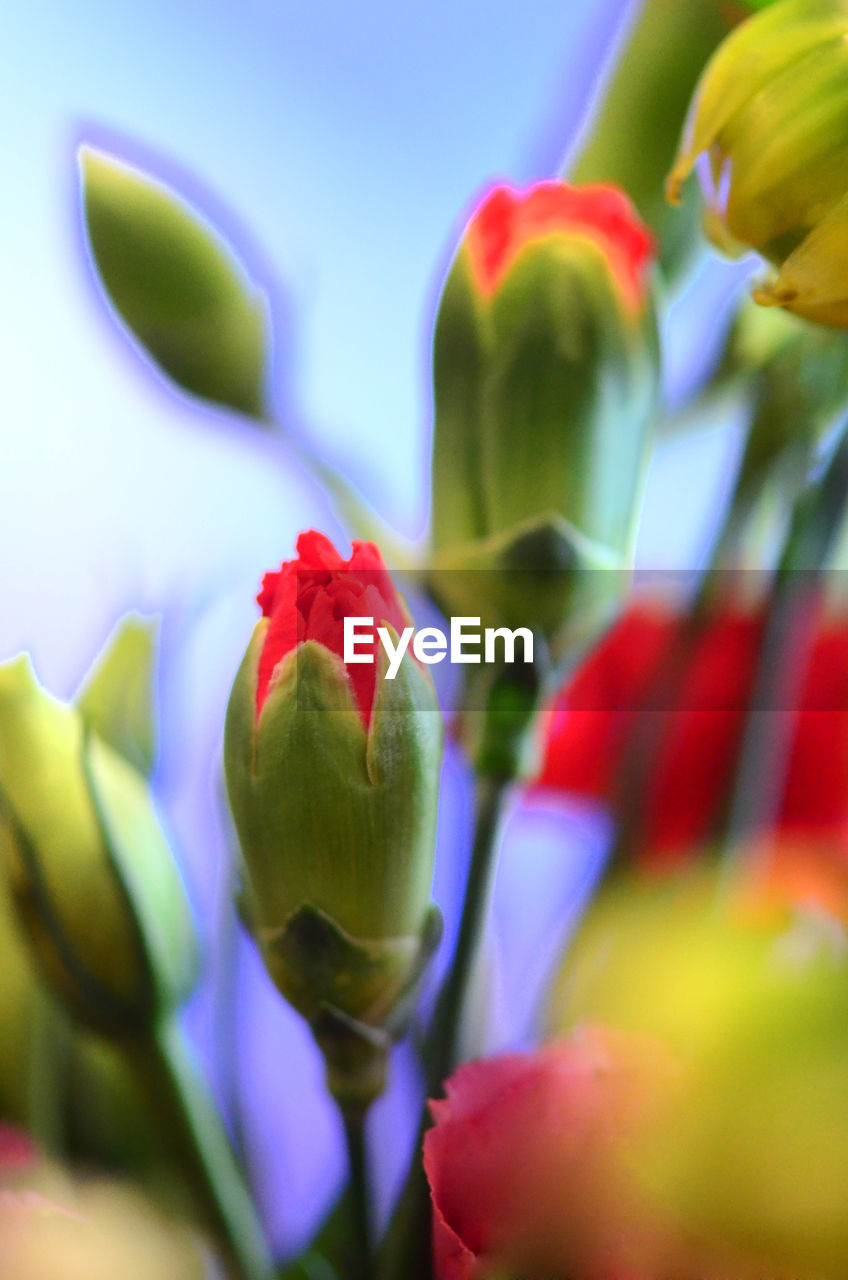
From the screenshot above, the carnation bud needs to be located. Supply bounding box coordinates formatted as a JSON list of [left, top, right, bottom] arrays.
[[224, 531, 443, 1108], [429, 182, 658, 769], [668, 0, 848, 327], [0, 657, 196, 1037]]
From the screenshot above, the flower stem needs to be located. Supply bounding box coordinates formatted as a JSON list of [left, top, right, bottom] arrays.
[[377, 774, 511, 1280], [128, 1018, 273, 1280], [340, 1107, 372, 1280], [426, 775, 510, 1092]]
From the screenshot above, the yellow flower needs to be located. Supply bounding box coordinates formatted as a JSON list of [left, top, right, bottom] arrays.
[[668, 0, 848, 326]]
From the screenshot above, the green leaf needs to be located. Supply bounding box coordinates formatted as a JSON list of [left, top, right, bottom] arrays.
[[80, 146, 269, 418], [82, 732, 198, 1017], [76, 613, 158, 776]]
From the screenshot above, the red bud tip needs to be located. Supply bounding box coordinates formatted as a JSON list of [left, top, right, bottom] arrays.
[[466, 181, 655, 311], [256, 530, 408, 725]]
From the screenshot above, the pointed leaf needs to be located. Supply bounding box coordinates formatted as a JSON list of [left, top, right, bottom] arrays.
[[81, 146, 269, 418], [76, 614, 158, 775]]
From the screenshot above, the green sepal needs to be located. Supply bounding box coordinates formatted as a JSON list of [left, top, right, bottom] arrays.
[[76, 613, 158, 776], [0, 829, 64, 1132], [312, 1004, 391, 1113], [0, 658, 147, 1029], [431, 249, 489, 552], [226, 632, 442, 945], [2, 800, 148, 1035], [225, 630, 442, 1103], [429, 512, 625, 662], [481, 241, 657, 558], [383, 902, 443, 1039], [83, 731, 198, 1020], [80, 146, 269, 419], [265, 901, 441, 1109], [0, 657, 195, 1036], [260, 902, 418, 1030]]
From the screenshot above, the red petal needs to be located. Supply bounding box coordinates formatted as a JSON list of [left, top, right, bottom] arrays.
[[466, 180, 654, 311]]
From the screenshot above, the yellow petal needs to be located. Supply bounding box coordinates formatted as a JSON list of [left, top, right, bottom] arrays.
[[667, 0, 848, 204], [761, 190, 848, 315]]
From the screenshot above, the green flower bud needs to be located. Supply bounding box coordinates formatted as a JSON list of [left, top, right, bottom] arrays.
[[80, 146, 269, 418], [428, 182, 659, 768], [0, 657, 196, 1037], [224, 532, 443, 1108], [668, 0, 848, 327]]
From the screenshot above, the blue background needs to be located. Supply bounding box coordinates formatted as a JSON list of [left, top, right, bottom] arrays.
[[0, 0, 747, 1253]]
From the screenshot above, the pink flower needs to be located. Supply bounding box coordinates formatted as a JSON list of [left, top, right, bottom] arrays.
[[424, 1028, 690, 1280]]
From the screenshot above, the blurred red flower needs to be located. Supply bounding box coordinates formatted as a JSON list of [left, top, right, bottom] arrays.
[[256, 529, 409, 725], [535, 601, 848, 868]]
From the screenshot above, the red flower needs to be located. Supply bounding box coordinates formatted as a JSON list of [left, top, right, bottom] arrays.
[[466, 181, 654, 312], [535, 601, 848, 866], [255, 530, 410, 725], [423, 1028, 732, 1280]]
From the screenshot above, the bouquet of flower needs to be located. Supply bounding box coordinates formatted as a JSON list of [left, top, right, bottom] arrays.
[[6, 1, 848, 1277]]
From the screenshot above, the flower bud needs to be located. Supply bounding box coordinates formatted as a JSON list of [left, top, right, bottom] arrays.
[[429, 181, 659, 671], [668, 0, 848, 326], [224, 531, 443, 1107], [0, 657, 196, 1037]]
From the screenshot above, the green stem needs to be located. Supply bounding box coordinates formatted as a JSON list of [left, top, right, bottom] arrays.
[[426, 776, 509, 1092], [128, 1018, 273, 1280], [378, 775, 511, 1280], [27, 987, 71, 1154], [720, 426, 848, 864], [341, 1108, 372, 1280]]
